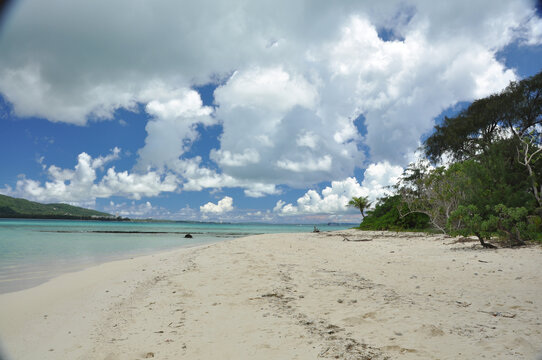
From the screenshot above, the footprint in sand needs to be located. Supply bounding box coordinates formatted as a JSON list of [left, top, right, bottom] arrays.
[[417, 324, 445, 337], [342, 311, 377, 325], [382, 345, 418, 354]]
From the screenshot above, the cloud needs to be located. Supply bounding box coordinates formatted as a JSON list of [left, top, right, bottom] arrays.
[[0, 1, 344, 124], [360, 161, 403, 200], [105, 200, 173, 219], [174, 157, 279, 198], [93, 168, 178, 200], [242, 183, 280, 198], [213, 69, 363, 187], [210, 148, 261, 167], [215, 67, 318, 112], [520, 11, 542, 45], [200, 196, 234, 214], [0, 149, 177, 207], [1, 0, 541, 199], [321, 15, 517, 164], [274, 177, 364, 215], [274, 161, 403, 215], [276, 155, 333, 173], [137, 88, 215, 171]]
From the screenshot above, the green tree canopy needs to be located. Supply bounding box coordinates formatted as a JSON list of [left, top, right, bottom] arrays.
[[360, 195, 429, 231], [424, 70, 542, 208], [424, 71, 541, 163]]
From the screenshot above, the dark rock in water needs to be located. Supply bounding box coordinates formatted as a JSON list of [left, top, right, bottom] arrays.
[[184, 233, 193, 238]]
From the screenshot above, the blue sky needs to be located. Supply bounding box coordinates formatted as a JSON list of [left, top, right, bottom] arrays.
[[0, 0, 541, 222]]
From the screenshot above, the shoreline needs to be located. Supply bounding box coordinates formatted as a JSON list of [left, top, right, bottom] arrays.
[[1, 230, 541, 359], [0, 220, 353, 294], [0, 242, 217, 360], [0, 239, 227, 295]]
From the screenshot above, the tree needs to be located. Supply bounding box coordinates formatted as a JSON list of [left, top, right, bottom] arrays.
[[500, 73, 542, 207], [348, 196, 371, 220], [352, 70, 542, 244], [450, 204, 533, 248], [449, 205, 498, 248], [515, 133, 542, 207], [424, 70, 542, 208], [397, 161, 471, 233], [424, 95, 505, 163], [359, 195, 429, 231]]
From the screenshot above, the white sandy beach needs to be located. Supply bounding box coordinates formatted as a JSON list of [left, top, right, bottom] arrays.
[[0, 230, 541, 359]]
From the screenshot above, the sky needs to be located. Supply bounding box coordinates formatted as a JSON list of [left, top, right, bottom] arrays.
[[0, 0, 541, 223]]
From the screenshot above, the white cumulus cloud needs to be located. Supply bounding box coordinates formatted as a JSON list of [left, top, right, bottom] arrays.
[[361, 161, 404, 201], [320, 15, 517, 164], [214, 67, 318, 112], [274, 177, 365, 215], [200, 196, 234, 214], [137, 88, 215, 172], [0, 149, 178, 207], [213, 67, 363, 187], [274, 161, 403, 215]]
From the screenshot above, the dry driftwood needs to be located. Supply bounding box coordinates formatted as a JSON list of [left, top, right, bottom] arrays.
[[478, 310, 516, 318], [342, 237, 373, 242]]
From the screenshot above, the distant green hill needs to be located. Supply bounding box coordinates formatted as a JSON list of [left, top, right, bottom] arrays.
[[0, 194, 115, 220]]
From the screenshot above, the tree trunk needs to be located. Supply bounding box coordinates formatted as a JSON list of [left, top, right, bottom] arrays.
[[515, 134, 542, 207], [474, 232, 497, 249]]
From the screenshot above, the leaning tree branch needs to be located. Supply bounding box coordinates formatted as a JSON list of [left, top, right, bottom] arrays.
[[516, 136, 542, 207]]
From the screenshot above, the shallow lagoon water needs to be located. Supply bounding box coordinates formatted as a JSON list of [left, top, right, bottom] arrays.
[[0, 219, 351, 293]]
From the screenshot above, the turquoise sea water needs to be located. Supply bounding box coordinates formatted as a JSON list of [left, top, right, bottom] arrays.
[[0, 219, 351, 293]]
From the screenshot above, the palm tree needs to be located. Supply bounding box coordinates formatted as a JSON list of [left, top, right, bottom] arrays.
[[348, 196, 371, 220]]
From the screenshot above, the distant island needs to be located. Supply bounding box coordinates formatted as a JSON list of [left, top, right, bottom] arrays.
[[0, 194, 124, 220]]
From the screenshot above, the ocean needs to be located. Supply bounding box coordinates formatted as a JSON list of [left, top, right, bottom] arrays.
[[0, 219, 352, 293]]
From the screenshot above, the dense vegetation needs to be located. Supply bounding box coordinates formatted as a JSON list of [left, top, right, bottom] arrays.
[[0, 194, 116, 220], [359, 70, 542, 246], [359, 195, 430, 231]]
